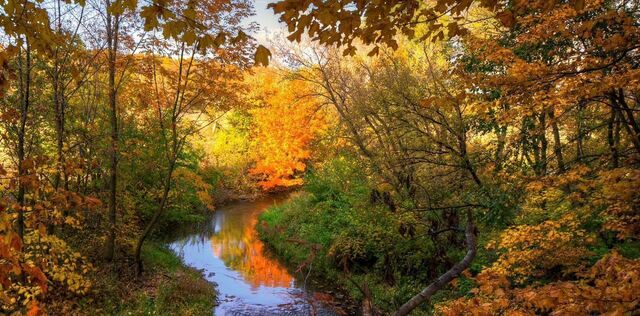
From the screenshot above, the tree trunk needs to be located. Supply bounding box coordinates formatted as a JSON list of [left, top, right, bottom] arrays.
[[105, 5, 120, 262], [494, 126, 507, 172], [362, 283, 373, 316], [608, 107, 620, 168], [460, 139, 482, 186], [393, 209, 477, 316], [53, 0, 66, 194], [134, 161, 175, 275], [51, 24, 67, 233], [548, 108, 565, 173], [16, 38, 31, 240], [537, 113, 548, 175], [576, 103, 584, 163], [614, 89, 640, 156]]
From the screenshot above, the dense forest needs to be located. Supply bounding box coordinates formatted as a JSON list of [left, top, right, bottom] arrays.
[[1, 0, 639, 315]]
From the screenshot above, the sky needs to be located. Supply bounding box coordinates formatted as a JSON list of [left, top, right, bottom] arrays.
[[249, 0, 286, 42]]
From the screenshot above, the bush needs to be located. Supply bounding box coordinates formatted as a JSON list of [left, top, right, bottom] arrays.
[[258, 156, 441, 314]]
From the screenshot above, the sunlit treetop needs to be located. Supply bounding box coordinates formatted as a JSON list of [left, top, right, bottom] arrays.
[[268, 0, 591, 55]]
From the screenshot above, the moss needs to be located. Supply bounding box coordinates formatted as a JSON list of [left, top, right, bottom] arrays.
[[616, 240, 640, 259]]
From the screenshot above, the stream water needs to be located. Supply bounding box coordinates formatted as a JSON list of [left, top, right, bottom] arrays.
[[168, 195, 346, 316]]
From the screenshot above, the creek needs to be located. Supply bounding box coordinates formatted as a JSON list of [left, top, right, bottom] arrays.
[[169, 195, 345, 315]]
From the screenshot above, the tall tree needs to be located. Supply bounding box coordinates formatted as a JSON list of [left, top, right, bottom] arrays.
[[131, 0, 254, 274], [103, 0, 122, 261]]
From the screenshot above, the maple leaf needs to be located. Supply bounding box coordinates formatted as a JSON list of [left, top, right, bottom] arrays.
[[254, 45, 271, 67]]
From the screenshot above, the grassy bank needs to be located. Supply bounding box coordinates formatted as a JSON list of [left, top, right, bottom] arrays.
[[256, 157, 464, 315], [111, 244, 215, 315], [258, 193, 445, 316], [64, 242, 216, 316]]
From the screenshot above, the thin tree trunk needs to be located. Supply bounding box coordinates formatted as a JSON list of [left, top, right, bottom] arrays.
[[53, 0, 65, 193], [459, 134, 482, 186], [105, 5, 120, 261], [51, 4, 66, 232], [548, 108, 565, 173], [538, 113, 548, 175], [393, 209, 477, 316], [16, 37, 31, 240], [614, 89, 640, 156], [134, 160, 176, 275], [494, 126, 507, 172], [576, 103, 584, 163], [53, 90, 65, 190], [50, 85, 64, 234], [608, 107, 620, 168], [531, 135, 541, 176]]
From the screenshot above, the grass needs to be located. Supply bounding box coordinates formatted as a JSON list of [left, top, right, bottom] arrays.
[[80, 242, 217, 316], [140, 243, 183, 273], [117, 244, 215, 316]]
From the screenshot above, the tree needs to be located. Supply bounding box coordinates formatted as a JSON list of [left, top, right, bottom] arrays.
[[246, 68, 326, 191], [131, 0, 254, 274], [275, 38, 491, 314], [270, 0, 640, 314]]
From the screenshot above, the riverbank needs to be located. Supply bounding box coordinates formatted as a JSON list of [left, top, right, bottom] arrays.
[[256, 188, 452, 316], [90, 192, 281, 315], [103, 243, 217, 315], [257, 192, 371, 313], [46, 242, 217, 315]]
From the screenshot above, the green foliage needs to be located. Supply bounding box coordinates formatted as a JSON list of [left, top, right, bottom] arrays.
[[195, 110, 258, 198], [141, 243, 182, 273], [259, 156, 450, 314], [120, 119, 214, 233], [305, 154, 370, 205]]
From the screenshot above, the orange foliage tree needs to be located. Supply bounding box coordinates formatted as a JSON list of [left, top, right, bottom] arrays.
[[247, 69, 326, 191]]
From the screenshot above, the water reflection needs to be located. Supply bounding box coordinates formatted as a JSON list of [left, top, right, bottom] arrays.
[[169, 195, 341, 316], [209, 198, 293, 290]]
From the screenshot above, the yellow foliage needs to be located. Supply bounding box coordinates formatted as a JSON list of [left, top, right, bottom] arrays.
[[173, 167, 215, 210], [439, 252, 640, 315], [488, 214, 594, 281], [596, 168, 640, 239], [1, 231, 93, 312]]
